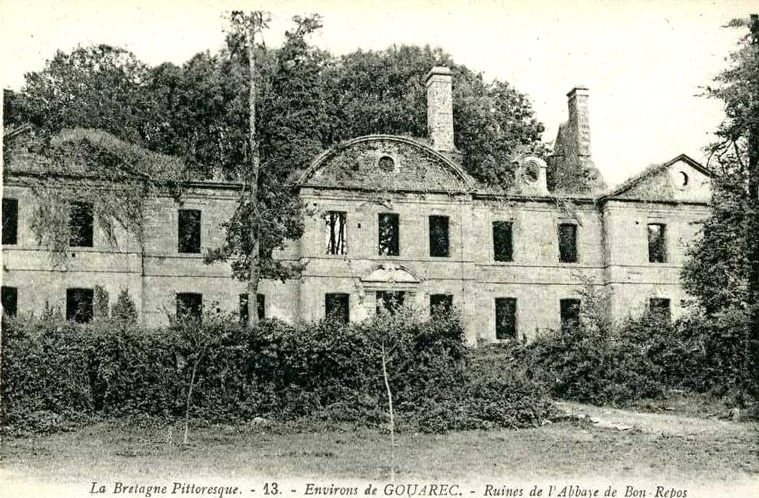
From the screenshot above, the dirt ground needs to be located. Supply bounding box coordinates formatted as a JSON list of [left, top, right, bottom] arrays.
[[1, 403, 757, 498]]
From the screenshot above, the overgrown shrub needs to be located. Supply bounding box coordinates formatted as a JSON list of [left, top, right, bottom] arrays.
[[522, 307, 751, 406], [1, 308, 553, 434]]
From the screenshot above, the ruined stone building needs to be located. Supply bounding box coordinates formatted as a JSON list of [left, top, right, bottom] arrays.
[[1, 67, 712, 344]]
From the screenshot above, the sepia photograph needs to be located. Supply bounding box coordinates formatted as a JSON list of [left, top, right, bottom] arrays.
[[1, 1, 758, 497]]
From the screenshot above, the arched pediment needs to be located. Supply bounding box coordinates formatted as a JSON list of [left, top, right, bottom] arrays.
[[300, 135, 475, 193]]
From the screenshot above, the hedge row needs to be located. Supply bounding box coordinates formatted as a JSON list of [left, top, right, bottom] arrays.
[[1, 310, 553, 433]]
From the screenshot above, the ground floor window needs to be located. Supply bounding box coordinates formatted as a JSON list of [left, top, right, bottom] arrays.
[[495, 298, 517, 339], [430, 294, 453, 315], [67, 288, 94, 323], [239, 293, 265, 323], [176, 292, 203, 321], [2, 286, 17, 317], [560, 298, 581, 330], [649, 298, 671, 321], [376, 291, 406, 315], [325, 293, 350, 323]]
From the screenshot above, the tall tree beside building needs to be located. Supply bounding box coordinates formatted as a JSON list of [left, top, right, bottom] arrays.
[[321, 45, 547, 188], [682, 14, 759, 397]]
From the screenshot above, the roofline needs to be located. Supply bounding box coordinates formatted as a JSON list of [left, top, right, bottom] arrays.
[[601, 153, 709, 200], [4, 170, 243, 191], [299, 134, 477, 190]]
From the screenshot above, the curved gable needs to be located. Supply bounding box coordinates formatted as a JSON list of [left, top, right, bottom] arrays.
[[300, 135, 474, 193]]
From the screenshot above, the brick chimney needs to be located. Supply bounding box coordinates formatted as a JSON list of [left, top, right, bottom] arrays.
[[567, 86, 591, 161], [425, 67, 455, 152]]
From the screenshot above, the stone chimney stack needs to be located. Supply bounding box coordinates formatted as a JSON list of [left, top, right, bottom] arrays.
[[425, 67, 455, 152], [567, 86, 591, 160]]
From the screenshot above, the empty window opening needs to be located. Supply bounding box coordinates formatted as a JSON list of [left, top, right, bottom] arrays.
[[495, 298, 517, 339], [325, 211, 347, 255], [67, 288, 94, 323], [560, 298, 581, 331], [176, 292, 203, 321], [178, 209, 201, 253], [429, 215, 450, 257], [240, 293, 265, 322], [3, 198, 18, 245], [493, 221, 513, 262], [679, 171, 689, 187], [378, 155, 395, 173], [325, 293, 350, 324], [647, 223, 667, 263], [69, 201, 94, 247], [430, 294, 453, 315], [376, 291, 406, 315], [558, 223, 578, 263], [378, 213, 399, 256], [2, 286, 18, 317], [649, 298, 671, 321]]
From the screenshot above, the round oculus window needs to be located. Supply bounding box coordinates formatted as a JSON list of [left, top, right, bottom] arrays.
[[378, 155, 395, 173], [523, 162, 540, 183]]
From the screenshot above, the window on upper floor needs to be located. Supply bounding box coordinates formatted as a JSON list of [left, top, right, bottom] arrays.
[[429, 215, 450, 257], [560, 298, 581, 331], [493, 221, 513, 262], [178, 209, 201, 254], [495, 297, 517, 339], [325, 211, 347, 255], [325, 293, 350, 324], [378, 213, 399, 256], [558, 223, 578, 263], [3, 198, 18, 245], [176, 292, 203, 322], [67, 288, 94, 323], [649, 298, 671, 321], [2, 286, 18, 318], [376, 291, 405, 315], [430, 294, 453, 315], [69, 201, 94, 247], [647, 223, 667, 263]]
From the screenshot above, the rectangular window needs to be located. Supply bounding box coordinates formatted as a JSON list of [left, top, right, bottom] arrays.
[[325, 211, 347, 255], [495, 298, 517, 339], [178, 209, 201, 253], [649, 298, 671, 321], [429, 215, 450, 257], [647, 223, 667, 263], [493, 221, 513, 262], [2, 286, 18, 317], [376, 291, 406, 315], [558, 223, 578, 263], [378, 213, 400, 256], [239, 293, 265, 322], [560, 298, 581, 330], [3, 198, 18, 245], [176, 292, 203, 321], [66, 288, 94, 323], [430, 294, 453, 315], [69, 201, 94, 247], [325, 293, 350, 323]]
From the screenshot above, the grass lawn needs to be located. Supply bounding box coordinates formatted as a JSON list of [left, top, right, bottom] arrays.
[[1, 405, 758, 498]]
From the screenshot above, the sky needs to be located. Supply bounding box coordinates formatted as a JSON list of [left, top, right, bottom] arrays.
[[2, 0, 758, 187]]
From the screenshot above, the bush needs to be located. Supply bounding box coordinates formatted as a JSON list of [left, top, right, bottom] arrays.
[[1, 308, 553, 433], [521, 307, 751, 406]]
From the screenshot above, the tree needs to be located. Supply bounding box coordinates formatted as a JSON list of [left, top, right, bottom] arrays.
[[8, 45, 155, 146], [682, 14, 759, 398], [321, 45, 546, 188]]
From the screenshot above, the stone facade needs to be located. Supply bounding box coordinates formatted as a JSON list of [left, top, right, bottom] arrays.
[[1, 67, 712, 345]]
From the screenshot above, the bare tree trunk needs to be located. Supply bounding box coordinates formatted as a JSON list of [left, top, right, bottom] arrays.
[[245, 16, 261, 327], [381, 341, 395, 481], [183, 351, 204, 445]]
